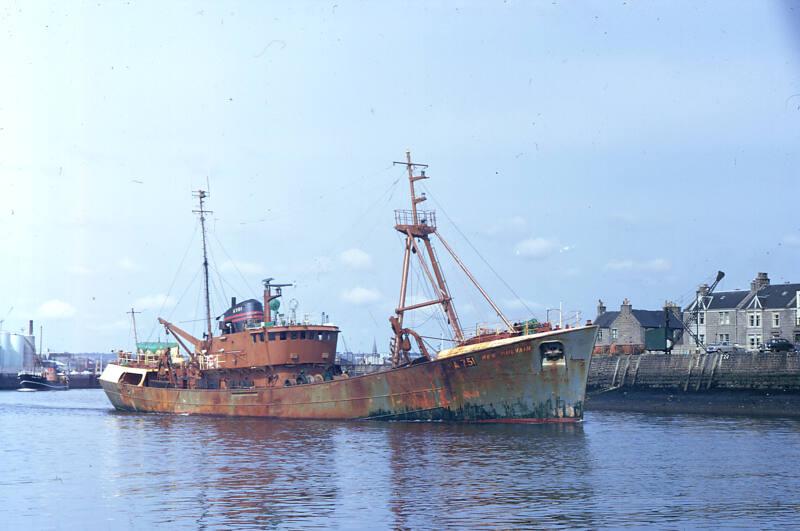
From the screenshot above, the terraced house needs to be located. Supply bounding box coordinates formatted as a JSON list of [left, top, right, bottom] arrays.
[[684, 272, 800, 350], [593, 298, 682, 354]]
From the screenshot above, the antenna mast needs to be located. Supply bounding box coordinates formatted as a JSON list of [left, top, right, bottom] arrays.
[[128, 307, 142, 348], [193, 189, 214, 343]]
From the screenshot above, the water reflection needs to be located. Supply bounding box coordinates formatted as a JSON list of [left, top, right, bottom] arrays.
[[384, 423, 593, 529], [1, 390, 799, 529]]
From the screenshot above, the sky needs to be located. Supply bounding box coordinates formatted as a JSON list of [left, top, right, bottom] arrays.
[[1, 1, 799, 353]]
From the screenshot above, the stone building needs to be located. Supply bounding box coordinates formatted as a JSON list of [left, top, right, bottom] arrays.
[[684, 272, 800, 351], [594, 299, 682, 354]]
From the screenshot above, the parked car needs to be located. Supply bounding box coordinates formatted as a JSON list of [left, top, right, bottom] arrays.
[[759, 338, 794, 353], [706, 343, 736, 354]]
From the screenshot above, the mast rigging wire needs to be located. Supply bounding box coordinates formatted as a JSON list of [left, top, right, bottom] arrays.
[[423, 184, 535, 317], [144, 224, 199, 341]]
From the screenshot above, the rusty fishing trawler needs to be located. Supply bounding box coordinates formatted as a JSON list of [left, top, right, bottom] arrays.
[[100, 152, 596, 422]]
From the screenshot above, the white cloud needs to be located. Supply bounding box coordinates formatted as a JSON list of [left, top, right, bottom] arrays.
[[37, 299, 76, 319], [340, 287, 381, 305], [118, 257, 141, 272], [134, 294, 177, 310], [339, 248, 373, 269], [220, 260, 265, 275], [782, 234, 800, 247], [514, 237, 570, 259], [605, 258, 671, 273]]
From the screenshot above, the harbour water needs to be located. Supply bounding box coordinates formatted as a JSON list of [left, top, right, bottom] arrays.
[[1, 390, 798, 529]]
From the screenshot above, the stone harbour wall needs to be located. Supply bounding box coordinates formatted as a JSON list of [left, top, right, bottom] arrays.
[[587, 351, 800, 416], [588, 351, 800, 392]]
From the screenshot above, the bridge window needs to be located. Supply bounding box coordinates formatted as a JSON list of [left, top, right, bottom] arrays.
[[268, 332, 276, 341], [280, 331, 287, 340], [291, 331, 298, 340], [300, 331, 306, 339]]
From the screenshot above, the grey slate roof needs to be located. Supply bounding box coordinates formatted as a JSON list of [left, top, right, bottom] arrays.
[[751, 283, 800, 309], [595, 309, 681, 329], [704, 290, 750, 310], [594, 311, 618, 328]]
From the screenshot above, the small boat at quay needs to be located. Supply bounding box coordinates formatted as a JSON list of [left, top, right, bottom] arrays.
[[100, 152, 596, 422], [18, 361, 69, 391]]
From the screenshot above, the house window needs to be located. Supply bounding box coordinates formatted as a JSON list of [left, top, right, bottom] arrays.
[[597, 329, 604, 341], [797, 310, 800, 327], [772, 312, 780, 328], [719, 311, 730, 325], [611, 328, 618, 340], [698, 311, 705, 325], [717, 333, 730, 344], [748, 311, 761, 328], [748, 334, 762, 350], [698, 334, 705, 344]]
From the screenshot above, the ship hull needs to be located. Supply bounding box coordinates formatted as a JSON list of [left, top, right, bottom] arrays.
[[100, 326, 595, 422], [18, 374, 69, 391]]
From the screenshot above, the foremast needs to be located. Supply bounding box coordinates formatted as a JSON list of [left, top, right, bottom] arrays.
[[390, 151, 514, 367], [157, 189, 214, 369], [193, 189, 214, 345]]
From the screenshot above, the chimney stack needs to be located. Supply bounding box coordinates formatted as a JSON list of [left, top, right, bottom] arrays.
[[28, 320, 33, 336], [620, 298, 632, 315], [596, 299, 606, 318], [664, 300, 680, 319], [697, 283, 710, 299], [750, 272, 770, 292]]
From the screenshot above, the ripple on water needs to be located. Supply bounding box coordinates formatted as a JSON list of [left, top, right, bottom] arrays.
[[0, 390, 799, 529]]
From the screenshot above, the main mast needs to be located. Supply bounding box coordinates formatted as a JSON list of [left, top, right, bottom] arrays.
[[390, 151, 464, 366], [193, 189, 213, 342], [389, 151, 515, 367]]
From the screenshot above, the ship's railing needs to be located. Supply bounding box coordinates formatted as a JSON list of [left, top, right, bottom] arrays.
[[394, 209, 436, 229], [198, 354, 220, 370], [116, 351, 160, 367], [461, 322, 510, 339], [457, 320, 558, 342]]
